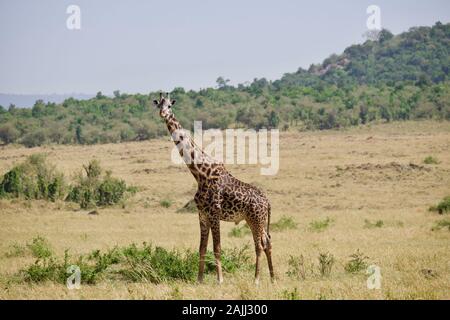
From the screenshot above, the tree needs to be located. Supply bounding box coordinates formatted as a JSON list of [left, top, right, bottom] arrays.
[[113, 90, 121, 99], [0, 124, 19, 144], [216, 76, 230, 89], [378, 29, 394, 43], [75, 125, 83, 144], [267, 110, 280, 128], [32, 100, 45, 117]]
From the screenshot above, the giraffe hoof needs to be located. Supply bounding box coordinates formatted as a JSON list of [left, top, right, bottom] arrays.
[[254, 278, 260, 286]]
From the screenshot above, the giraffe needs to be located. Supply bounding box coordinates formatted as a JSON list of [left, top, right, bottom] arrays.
[[153, 92, 274, 284]]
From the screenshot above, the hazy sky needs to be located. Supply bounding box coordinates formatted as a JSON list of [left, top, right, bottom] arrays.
[[0, 0, 449, 94]]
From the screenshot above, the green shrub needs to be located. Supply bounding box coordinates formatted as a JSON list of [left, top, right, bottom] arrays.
[[423, 156, 439, 164], [429, 196, 450, 214], [66, 160, 131, 209], [27, 236, 53, 259], [22, 255, 67, 283], [0, 154, 66, 201], [121, 242, 251, 283], [309, 217, 334, 232], [18, 240, 252, 285], [344, 249, 370, 273], [21, 249, 112, 284], [271, 216, 297, 232], [97, 172, 127, 206], [121, 244, 198, 283]]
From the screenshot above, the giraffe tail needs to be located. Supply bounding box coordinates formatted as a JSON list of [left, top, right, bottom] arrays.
[[263, 204, 272, 250]]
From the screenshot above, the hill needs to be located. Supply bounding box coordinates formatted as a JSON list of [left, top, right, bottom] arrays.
[[0, 22, 449, 147], [275, 22, 449, 87]]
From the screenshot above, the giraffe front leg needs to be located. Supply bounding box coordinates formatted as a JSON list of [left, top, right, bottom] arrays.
[[210, 218, 223, 284], [197, 216, 210, 283]]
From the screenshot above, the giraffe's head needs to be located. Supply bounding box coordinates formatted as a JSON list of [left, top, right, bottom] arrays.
[[153, 92, 176, 118]]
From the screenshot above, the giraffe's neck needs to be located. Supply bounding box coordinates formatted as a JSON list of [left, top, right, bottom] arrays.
[[163, 112, 223, 183]]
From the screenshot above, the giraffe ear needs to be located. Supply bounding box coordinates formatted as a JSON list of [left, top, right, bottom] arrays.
[[171, 99, 176, 105], [153, 100, 159, 106]]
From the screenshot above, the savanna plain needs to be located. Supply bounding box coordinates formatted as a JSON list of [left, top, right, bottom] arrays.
[[0, 121, 449, 300]]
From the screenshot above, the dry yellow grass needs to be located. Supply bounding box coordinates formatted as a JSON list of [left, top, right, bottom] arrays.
[[0, 120, 449, 300]]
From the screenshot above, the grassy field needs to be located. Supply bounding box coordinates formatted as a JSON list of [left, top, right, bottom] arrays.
[[0, 120, 449, 300]]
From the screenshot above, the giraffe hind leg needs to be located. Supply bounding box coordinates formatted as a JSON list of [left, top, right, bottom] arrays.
[[262, 232, 275, 281]]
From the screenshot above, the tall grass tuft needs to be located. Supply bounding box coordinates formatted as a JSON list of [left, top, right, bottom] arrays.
[[271, 216, 297, 232], [318, 252, 335, 277], [309, 217, 334, 232]]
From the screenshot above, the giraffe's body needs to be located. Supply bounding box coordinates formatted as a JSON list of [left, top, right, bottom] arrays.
[[153, 93, 274, 283]]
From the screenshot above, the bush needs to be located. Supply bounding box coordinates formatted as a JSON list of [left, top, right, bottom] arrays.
[[344, 249, 370, 273], [120, 243, 198, 283], [27, 236, 53, 259], [97, 172, 127, 206], [21, 249, 115, 284], [0, 154, 66, 201], [429, 196, 450, 214], [0, 123, 19, 144], [18, 240, 252, 285], [22, 255, 67, 283], [21, 130, 47, 148], [66, 160, 131, 209]]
